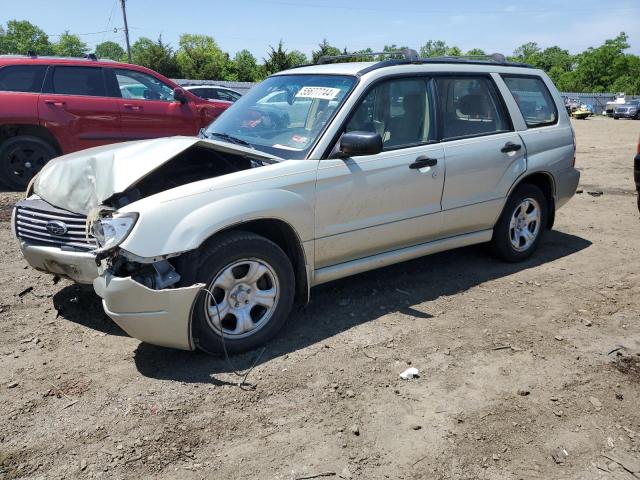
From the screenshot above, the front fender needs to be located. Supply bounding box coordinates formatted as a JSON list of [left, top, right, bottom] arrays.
[[119, 188, 314, 259]]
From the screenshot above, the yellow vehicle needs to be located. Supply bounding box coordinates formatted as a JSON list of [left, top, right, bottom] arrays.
[[572, 105, 593, 119]]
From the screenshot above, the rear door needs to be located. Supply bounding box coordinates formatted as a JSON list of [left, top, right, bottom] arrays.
[[436, 75, 526, 236], [39, 65, 121, 152], [0, 63, 47, 127], [107, 68, 200, 139]]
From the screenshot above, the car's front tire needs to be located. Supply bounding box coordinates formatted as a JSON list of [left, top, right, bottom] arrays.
[[188, 231, 295, 355], [0, 135, 57, 190], [490, 184, 547, 262]]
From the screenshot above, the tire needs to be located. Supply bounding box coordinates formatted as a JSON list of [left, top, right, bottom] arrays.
[[490, 184, 547, 262], [188, 231, 295, 355], [0, 135, 57, 190], [613, 116, 619, 120]]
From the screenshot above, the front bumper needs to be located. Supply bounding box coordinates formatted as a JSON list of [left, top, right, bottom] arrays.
[[19, 240, 99, 284], [93, 271, 204, 350], [555, 167, 581, 209]]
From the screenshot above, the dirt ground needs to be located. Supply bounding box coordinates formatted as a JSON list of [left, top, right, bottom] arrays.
[[1, 117, 640, 480]]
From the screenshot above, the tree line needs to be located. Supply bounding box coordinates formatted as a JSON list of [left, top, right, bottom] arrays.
[[1, 20, 639, 94]]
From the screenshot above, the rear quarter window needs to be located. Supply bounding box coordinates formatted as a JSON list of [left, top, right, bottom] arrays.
[[0, 65, 47, 93], [502, 75, 558, 128]]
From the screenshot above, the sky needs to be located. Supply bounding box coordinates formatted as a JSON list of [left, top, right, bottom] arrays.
[[2, 0, 640, 59]]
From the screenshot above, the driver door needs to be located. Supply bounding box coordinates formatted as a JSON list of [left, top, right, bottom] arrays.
[[314, 77, 445, 268], [106, 68, 199, 139]]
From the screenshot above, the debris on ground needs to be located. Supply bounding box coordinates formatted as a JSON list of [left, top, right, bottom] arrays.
[[551, 447, 569, 464], [399, 367, 419, 380]]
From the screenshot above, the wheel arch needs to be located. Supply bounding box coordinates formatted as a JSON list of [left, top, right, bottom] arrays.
[[177, 217, 310, 305], [0, 124, 62, 155], [507, 171, 556, 229]]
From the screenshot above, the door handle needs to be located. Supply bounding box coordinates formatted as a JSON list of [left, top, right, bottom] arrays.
[[501, 141, 522, 153], [409, 156, 438, 169], [123, 103, 142, 111], [44, 99, 66, 107]]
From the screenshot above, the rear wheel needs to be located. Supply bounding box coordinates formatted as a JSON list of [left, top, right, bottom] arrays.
[[0, 136, 57, 190], [189, 231, 295, 355], [490, 184, 547, 262]]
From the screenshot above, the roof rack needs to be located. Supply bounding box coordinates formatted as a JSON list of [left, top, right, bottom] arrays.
[[317, 48, 418, 64], [356, 52, 532, 75]]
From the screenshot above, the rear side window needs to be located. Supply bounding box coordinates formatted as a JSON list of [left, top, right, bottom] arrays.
[[0, 65, 47, 93], [216, 89, 240, 102], [51, 67, 106, 97], [502, 75, 558, 127], [436, 76, 511, 140]]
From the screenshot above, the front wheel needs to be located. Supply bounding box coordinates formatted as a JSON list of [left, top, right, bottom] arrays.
[[490, 184, 547, 262], [189, 231, 295, 355]]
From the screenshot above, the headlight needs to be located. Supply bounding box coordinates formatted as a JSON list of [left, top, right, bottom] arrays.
[[91, 212, 138, 252]]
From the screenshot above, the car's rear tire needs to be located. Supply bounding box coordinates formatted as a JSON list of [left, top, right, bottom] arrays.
[[613, 116, 619, 120], [189, 231, 295, 355], [0, 135, 57, 190], [490, 184, 547, 262]]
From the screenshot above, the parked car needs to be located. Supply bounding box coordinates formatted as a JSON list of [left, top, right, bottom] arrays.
[[613, 100, 640, 120], [0, 54, 231, 189], [14, 54, 580, 353], [183, 85, 242, 102]]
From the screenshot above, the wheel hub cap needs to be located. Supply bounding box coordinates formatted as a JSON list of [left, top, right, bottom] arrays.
[[204, 258, 279, 339], [509, 197, 541, 252]]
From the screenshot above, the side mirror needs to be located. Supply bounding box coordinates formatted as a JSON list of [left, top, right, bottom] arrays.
[[337, 131, 383, 157], [173, 87, 188, 104]]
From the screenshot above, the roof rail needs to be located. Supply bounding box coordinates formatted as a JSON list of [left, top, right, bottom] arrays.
[[318, 48, 418, 64]]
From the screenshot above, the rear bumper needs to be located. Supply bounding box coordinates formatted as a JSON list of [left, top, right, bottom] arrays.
[[93, 271, 204, 351], [19, 240, 98, 284], [555, 167, 581, 209]]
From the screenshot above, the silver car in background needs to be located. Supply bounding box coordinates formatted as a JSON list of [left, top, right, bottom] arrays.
[[14, 52, 579, 354]]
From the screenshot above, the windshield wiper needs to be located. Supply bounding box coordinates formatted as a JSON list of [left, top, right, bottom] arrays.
[[204, 131, 254, 148]]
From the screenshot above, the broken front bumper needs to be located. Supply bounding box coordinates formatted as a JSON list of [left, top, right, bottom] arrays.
[[93, 271, 204, 350], [19, 241, 99, 284]]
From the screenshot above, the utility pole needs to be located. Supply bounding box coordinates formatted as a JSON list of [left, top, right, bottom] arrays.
[[120, 0, 132, 63]]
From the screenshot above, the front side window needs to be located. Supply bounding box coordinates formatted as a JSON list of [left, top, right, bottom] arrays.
[[113, 69, 174, 101], [436, 76, 510, 140], [346, 77, 435, 149], [0, 65, 47, 93], [205, 74, 356, 159], [51, 67, 106, 97], [502, 75, 558, 127]]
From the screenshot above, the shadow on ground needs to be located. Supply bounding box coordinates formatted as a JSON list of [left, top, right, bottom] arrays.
[[53, 283, 127, 337], [125, 230, 591, 384]]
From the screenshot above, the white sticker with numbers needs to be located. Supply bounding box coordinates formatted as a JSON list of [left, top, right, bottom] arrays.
[[295, 86, 341, 100]]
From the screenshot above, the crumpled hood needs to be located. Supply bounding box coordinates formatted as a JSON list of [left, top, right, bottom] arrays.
[[33, 136, 280, 215]]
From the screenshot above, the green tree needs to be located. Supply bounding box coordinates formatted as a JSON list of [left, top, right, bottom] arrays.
[[465, 48, 486, 56], [131, 36, 179, 77], [95, 41, 126, 61], [0, 20, 52, 55], [377, 44, 411, 60], [311, 39, 341, 63], [263, 40, 293, 75], [288, 49, 308, 67], [233, 49, 260, 81], [510, 42, 541, 64], [419, 40, 461, 58], [53, 31, 88, 57], [176, 34, 229, 80], [536, 46, 573, 71]]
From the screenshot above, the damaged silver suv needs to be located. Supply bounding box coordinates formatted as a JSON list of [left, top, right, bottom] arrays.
[[13, 51, 580, 353]]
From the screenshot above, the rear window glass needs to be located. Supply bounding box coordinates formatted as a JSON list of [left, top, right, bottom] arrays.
[[502, 75, 557, 127], [52, 67, 106, 97], [0, 65, 47, 93]]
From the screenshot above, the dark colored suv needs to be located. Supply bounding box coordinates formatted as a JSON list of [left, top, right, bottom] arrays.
[[0, 55, 232, 189]]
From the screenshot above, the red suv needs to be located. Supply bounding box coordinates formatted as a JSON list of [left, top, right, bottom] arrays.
[[0, 55, 232, 189]]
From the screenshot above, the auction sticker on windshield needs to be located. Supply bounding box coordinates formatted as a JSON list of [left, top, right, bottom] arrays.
[[295, 86, 341, 100]]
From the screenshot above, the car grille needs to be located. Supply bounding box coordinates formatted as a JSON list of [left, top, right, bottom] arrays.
[[616, 107, 629, 113], [14, 198, 96, 252]]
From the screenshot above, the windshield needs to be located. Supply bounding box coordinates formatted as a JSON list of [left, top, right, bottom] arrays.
[[204, 74, 357, 159]]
